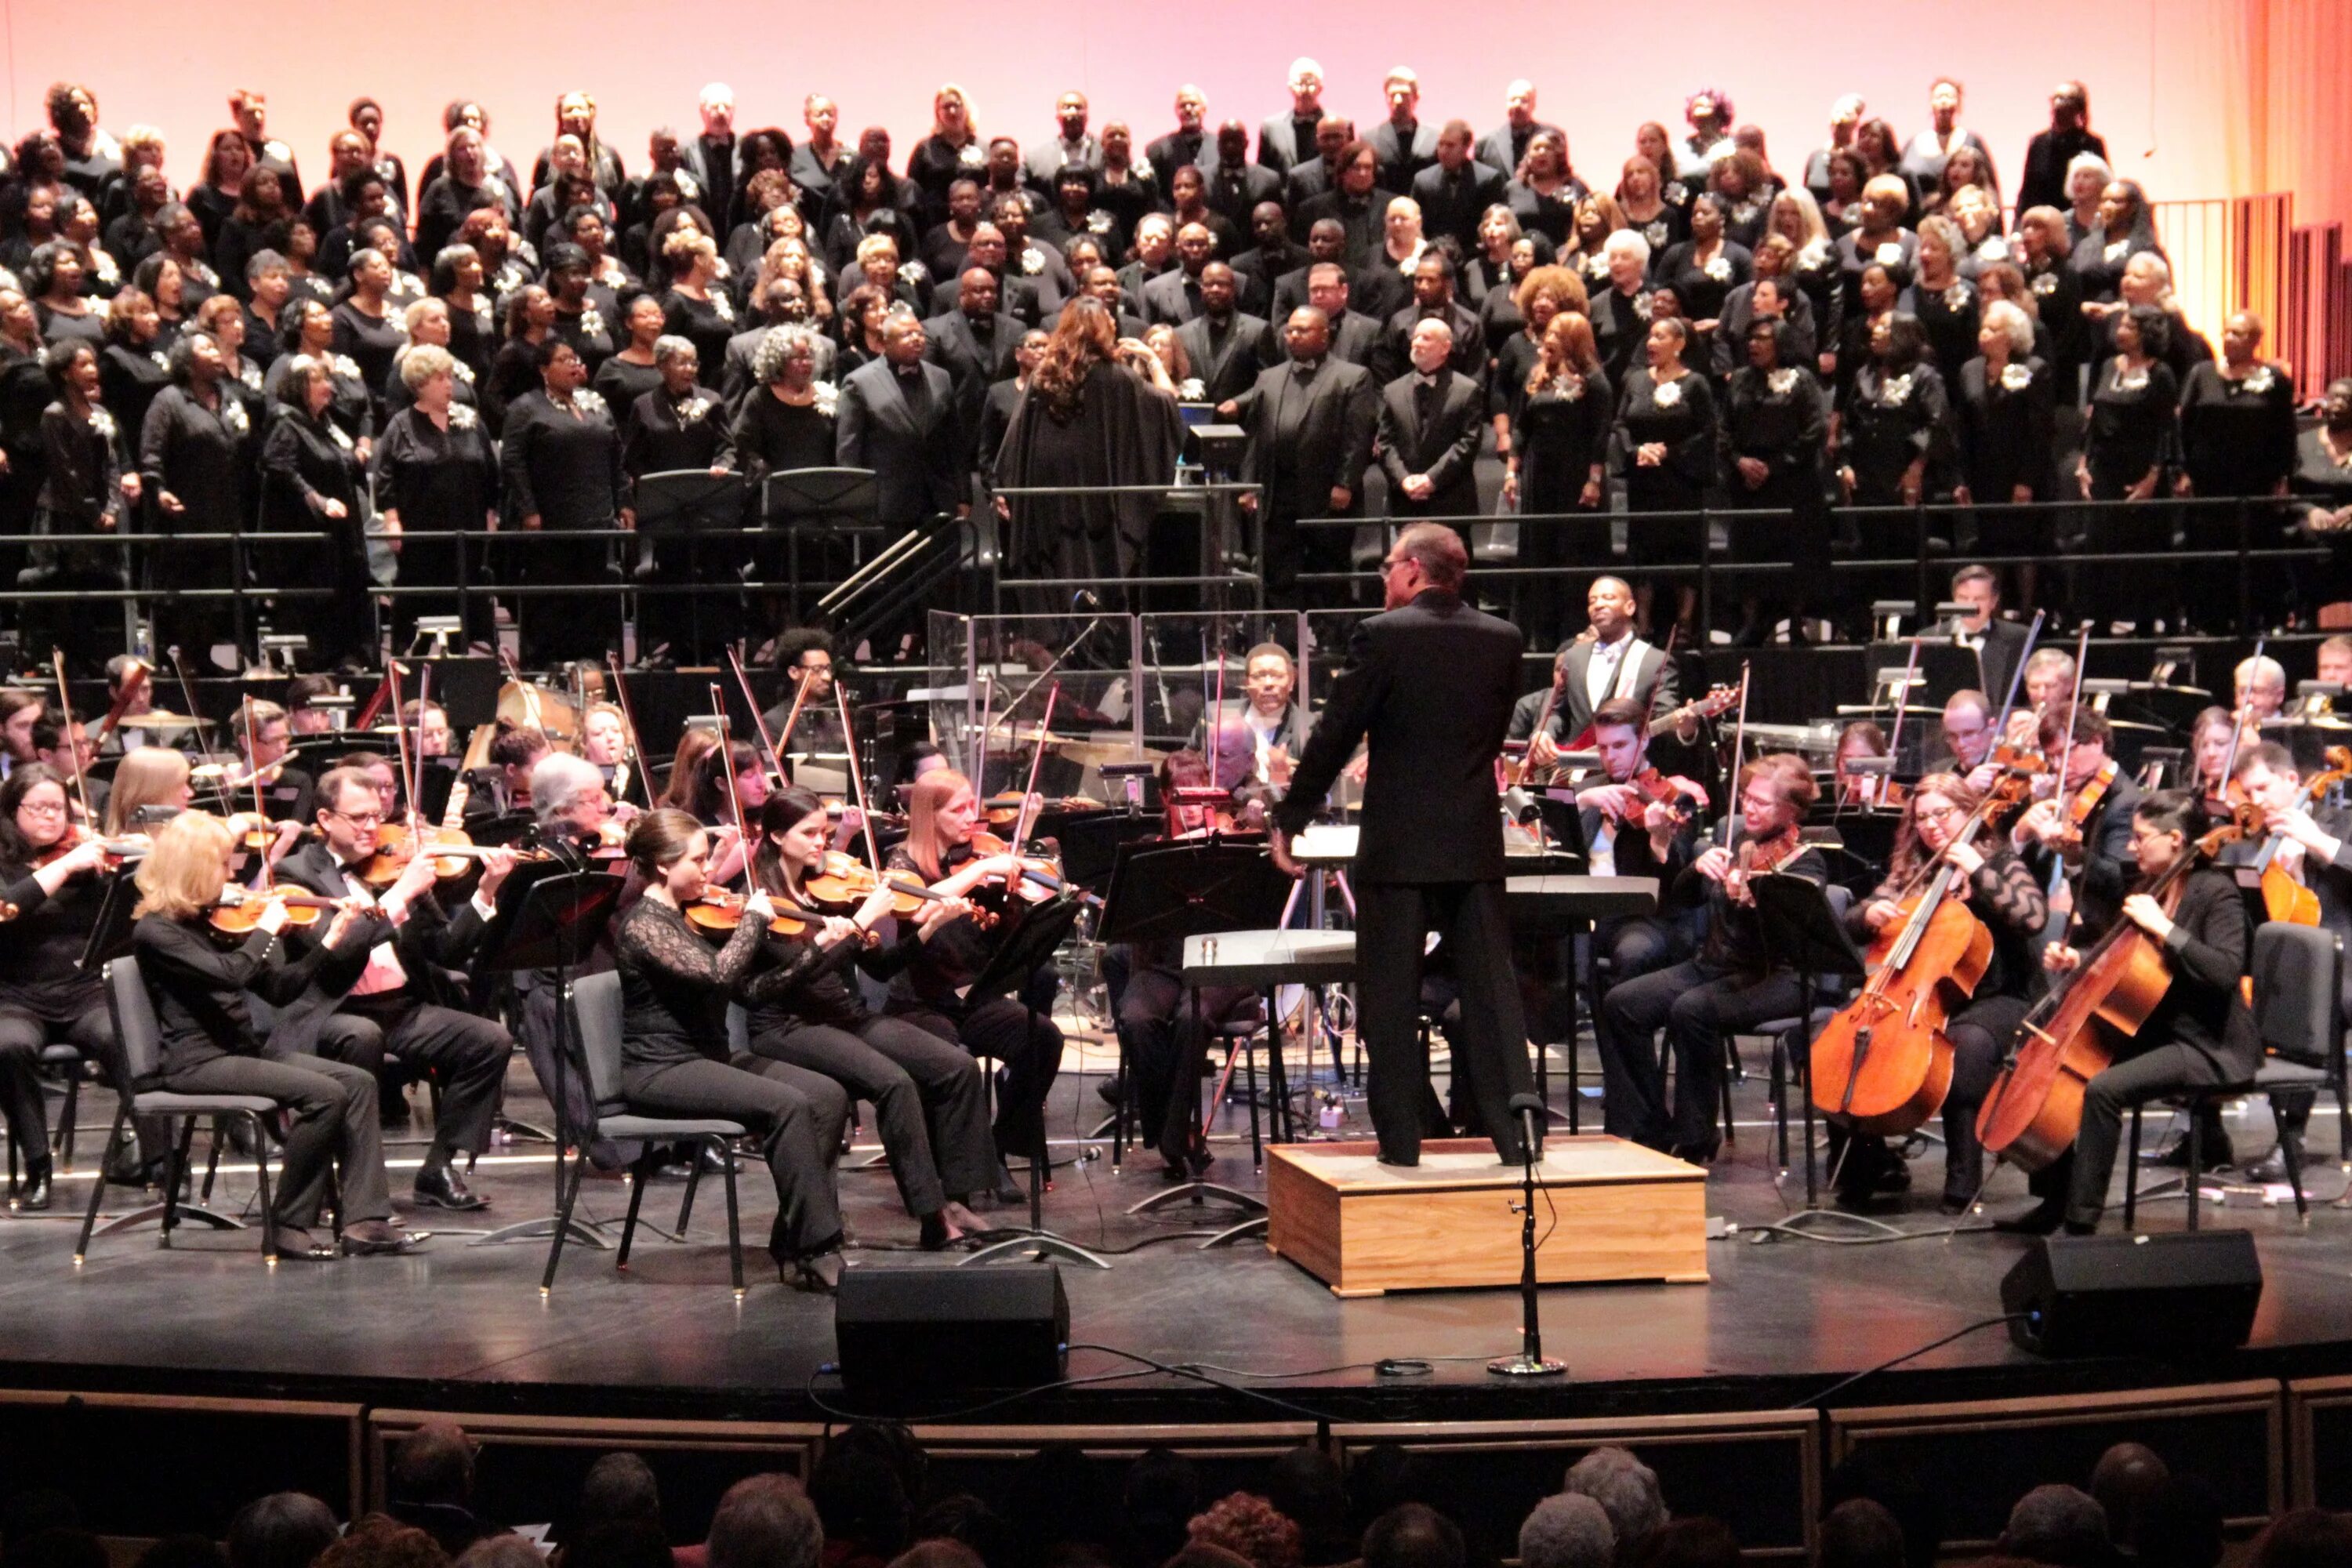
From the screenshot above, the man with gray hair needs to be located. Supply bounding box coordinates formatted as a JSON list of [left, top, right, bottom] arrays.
[[1518, 1494, 1613, 1568], [1996, 1483, 2111, 1567], [1377, 316, 1484, 522], [1562, 1448, 1668, 1554], [706, 1474, 823, 1568]]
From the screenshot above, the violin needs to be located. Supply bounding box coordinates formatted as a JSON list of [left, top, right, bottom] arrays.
[[1612, 766, 1699, 826], [206, 884, 345, 938], [684, 887, 814, 939], [29, 826, 140, 873], [356, 822, 542, 888], [801, 849, 985, 924], [967, 829, 1091, 906]]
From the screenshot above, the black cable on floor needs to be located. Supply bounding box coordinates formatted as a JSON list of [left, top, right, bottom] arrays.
[[1784, 1312, 2030, 1410]]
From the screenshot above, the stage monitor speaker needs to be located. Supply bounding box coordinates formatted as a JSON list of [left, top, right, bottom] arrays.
[[835, 1265, 1069, 1397], [2001, 1231, 2261, 1357]]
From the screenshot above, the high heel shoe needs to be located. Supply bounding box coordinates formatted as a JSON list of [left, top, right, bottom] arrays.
[[784, 1248, 845, 1292]]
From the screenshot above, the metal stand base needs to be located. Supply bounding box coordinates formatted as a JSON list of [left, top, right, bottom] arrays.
[[1128, 1181, 1265, 1217], [94, 1202, 243, 1238], [1487, 1353, 1569, 1377], [960, 1229, 1113, 1268], [468, 1211, 613, 1250], [1200, 1215, 1268, 1248]]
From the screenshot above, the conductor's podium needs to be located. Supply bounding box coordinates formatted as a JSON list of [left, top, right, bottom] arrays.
[[1264, 1137, 1709, 1297]]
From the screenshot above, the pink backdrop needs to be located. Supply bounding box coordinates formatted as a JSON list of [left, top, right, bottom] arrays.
[[2, 0, 2280, 216]]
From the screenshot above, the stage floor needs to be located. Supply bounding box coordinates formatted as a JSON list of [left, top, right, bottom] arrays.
[[7, 1036, 2352, 1425]]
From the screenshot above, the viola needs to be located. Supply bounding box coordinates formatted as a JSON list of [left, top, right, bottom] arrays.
[[1977, 817, 2243, 1171], [1613, 766, 1699, 826]]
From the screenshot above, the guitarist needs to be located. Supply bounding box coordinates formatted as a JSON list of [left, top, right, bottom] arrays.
[[1546, 577, 1685, 753]]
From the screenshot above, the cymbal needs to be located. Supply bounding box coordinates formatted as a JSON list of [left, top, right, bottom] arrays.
[[1055, 740, 1166, 767], [119, 710, 211, 732]]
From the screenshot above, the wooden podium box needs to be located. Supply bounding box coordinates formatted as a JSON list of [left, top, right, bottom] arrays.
[[1264, 1137, 1708, 1298]]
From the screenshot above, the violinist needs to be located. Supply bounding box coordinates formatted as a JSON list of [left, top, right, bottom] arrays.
[[1840, 772, 2046, 1211], [2234, 655, 2288, 725], [0, 765, 150, 1203], [1998, 790, 2259, 1236], [1597, 753, 1823, 1163], [884, 769, 1064, 1176], [2187, 706, 2240, 811], [103, 746, 197, 834], [459, 725, 550, 829], [1506, 644, 1575, 786], [129, 811, 422, 1259], [270, 767, 514, 1212], [2015, 708, 2139, 932], [31, 717, 103, 822], [683, 738, 765, 884], [658, 727, 721, 812], [2223, 743, 2352, 1182], [1935, 689, 1997, 791], [612, 808, 849, 1291], [737, 786, 998, 1246], [226, 700, 317, 824]]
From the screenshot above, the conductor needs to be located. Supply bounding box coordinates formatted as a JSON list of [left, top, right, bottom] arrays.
[[1270, 522, 1534, 1165]]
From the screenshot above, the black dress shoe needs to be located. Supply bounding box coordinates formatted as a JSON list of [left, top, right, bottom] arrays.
[[1992, 1201, 2066, 1236], [16, 1161, 53, 1211], [784, 1248, 844, 1291], [412, 1163, 489, 1211], [2245, 1145, 2299, 1184], [2143, 1132, 2234, 1171]]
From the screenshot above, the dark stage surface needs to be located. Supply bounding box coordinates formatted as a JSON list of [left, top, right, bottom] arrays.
[[9, 1045, 2352, 1431]]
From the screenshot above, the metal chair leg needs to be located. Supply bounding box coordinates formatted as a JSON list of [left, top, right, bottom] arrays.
[[2124, 1105, 2143, 1230], [2187, 1101, 2204, 1232], [160, 1118, 196, 1247], [617, 1154, 651, 1269], [540, 1149, 590, 1294], [246, 1112, 277, 1264], [717, 1134, 744, 1298], [73, 1107, 129, 1263]]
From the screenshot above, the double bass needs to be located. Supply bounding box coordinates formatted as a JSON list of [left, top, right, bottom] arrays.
[[1809, 764, 2039, 1134]]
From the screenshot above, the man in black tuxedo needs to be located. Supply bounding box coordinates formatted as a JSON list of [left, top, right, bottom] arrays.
[[1410, 122, 1506, 253], [273, 766, 514, 1212], [1306, 264, 1386, 370], [1142, 223, 1217, 325], [1231, 201, 1306, 319], [1229, 307, 1377, 605], [1271, 523, 1534, 1164], [1272, 220, 1354, 323], [1203, 122, 1283, 228], [1377, 319, 1485, 521], [1475, 80, 1566, 180], [1380, 253, 1481, 383], [1283, 118, 1355, 212], [924, 267, 1022, 460], [1258, 58, 1327, 175], [1536, 576, 1684, 749], [681, 83, 738, 242], [1174, 263, 1273, 407], [1147, 86, 1210, 193], [1119, 214, 1177, 302], [1024, 91, 1102, 194], [1054, 266, 1149, 340], [1295, 143, 1395, 270], [837, 311, 967, 528], [1367, 68, 1439, 192], [1951, 563, 2030, 704]]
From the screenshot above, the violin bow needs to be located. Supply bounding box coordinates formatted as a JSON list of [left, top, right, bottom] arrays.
[[238, 697, 270, 891], [88, 655, 148, 753], [384, 658, 421, 835], [1719, 660, 1751, 851], [1987, 609, 2046, 746], [725, 643, 789, 791], [1879, 636, 1922, 810], [2216, 634, 2265, 805], [1204, 626, 1226, 797], [604, 654, 655, 807], [1011, 681, 1060, 852], [2048, 626, 2092, 818], [48, 649, 94, 825], [833, 675, 885, 877], [167, 647, 236, 815], [710, 682, 752, 889]]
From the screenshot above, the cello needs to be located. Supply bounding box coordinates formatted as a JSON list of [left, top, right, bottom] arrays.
[[1975, 810, 2245, 1171], [1809, 765, 2038, 1134]]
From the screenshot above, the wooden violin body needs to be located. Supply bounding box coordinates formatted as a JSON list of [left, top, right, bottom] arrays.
[[684, 889, 812, 939], [1811, 880, 1989, 1135]]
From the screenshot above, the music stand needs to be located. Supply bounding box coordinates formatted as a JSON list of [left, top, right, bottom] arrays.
[[958, 892, 1105, 1269], [1746, 872, 1878, 1236], [76, 868, 143, 973], [1503, 873, 1655, 1132], [465, 866, 626, 1253], [1098, 840, 1293, 1208], [633, 471, 750, 536]]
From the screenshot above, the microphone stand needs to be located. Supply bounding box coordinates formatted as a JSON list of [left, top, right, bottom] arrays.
[[1487, 1094, 1566, 1377]]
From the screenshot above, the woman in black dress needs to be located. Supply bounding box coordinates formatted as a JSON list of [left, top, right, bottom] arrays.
[[214, 165, 291, 303], [26, 243, 102, 351], [2078, 304, 2180, 629], [456, 206, 535, 304], [907, 85, 985, 230], [2070, 179, 2162, 306], [260, 354, 374, 668], [96, 288, 172, 457], [1911, 216, 1980, 387], [139, 331, 253, 655], [740, 786, 995, 1247], [730, 324, 837, 478], [416, 128, 517, 262], [2176, 310, 2299, 630], [1656, 194, 1750, 357], [1955, 299, 2056, 601], [1838, 312, 1953, 575], [185, 131, 251, 256], [488, 285, 556, 416], [1613, 316, 1716, 622], [129, 811, 417, 1261], [499, 336, 627, 660], [1720, 316, 1829, 641], [1505, 131, 1581, 249], [532, 241, 608, 383], [267, 299, 373, 453], [0, 765, 149, 1206], [375, 343, 498, 647], [35, 342, 137, 666], [1506, 312, 1613, 652], [1487, 264, 1584, 448], [622, 336, 736, 662], [659, 230, 737, 389], [1613, 154, 1683, 264], [329, 248, 405, 419], [239, 251, 292, 374], [610, 809, 849, 1290], [384, 298, 479, 419], [2295, 379, 2352, 605], [428, 242, 497, 390], [593, 292, 668, 412]]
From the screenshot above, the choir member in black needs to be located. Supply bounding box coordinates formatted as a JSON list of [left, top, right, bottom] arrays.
[[0, 291, 50, 575], [1952, 299, 2058, 595], [1489, 263, 1581, 433], [593, 294, 669, 414], [1462, 207, 1531, 319], [214, 165, 289, 304], [129, 811, 420, 1259], [906, 86, 983, 230], [658, 230, 736, 390], [139, 331, 252, 656], [1657, 195, 1751, 353], [268, 765, 511, 1212], [1588, 231, 1653, 387], [1998, 790, 2256, 1236], [260, 355, 374, 670], [27, 243, 103, 350], [1408, 125, 1501, 257], [883, 769, 1062, 1178], [34, 342, 135, 662], [2070, 179, 2161, 306], [239, 252, 293, 372], [2177, 310, 2299, 630], [2078, 304, 2179, 627], [1712, 245, 1818, 384], [184, 133, 247, 254], [993, 301, 1180, 592], [534, 243, 608, 381], [1228, 306, 1377, 606], [821, 157, 916, 277], [2295, 379, 2352, 575], [1835, 772, 2046, 1211], [384, 299, 474, 419], [329, 248, 404, 420], [376, 344, 498, 646], [1613, 317, 1715, 587], [0, 766, 146, 1204], [429, 243, 497, 390], [103, 165, 169, 273], [268, 299, 373, 454], [1171, 263, 1272, 409], [1599, 753, 1824, 1162], [1613, 154, 1683, 261], [1910, 216, 1980, 387], [731, 323, 836, 479], [1497, 314, 1610, 645], [1296, 143, 1392, 271], [739, 787, 996, 1244], [622, 336, 735, 660], [1377, 318, 1483, 530], [612, 808, 849, 1290], [500, 337, 628, 661], [416, 128, 517, 262], [1721, 316, 1830, 643]]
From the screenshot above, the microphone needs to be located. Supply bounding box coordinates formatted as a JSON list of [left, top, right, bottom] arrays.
[[1071, 589, 1101, 612]]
